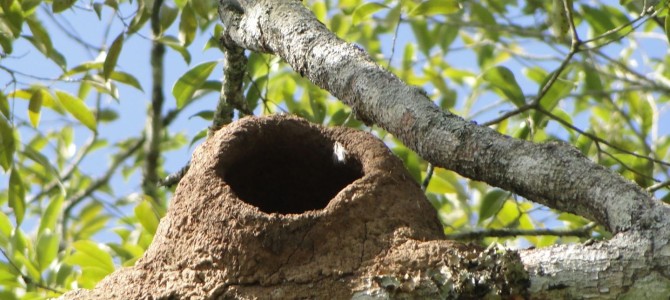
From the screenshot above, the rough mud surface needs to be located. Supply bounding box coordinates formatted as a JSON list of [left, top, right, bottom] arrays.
[[60, 115, 525, 299]]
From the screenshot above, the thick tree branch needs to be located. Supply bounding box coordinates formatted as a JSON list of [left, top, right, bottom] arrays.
[[217, 0, 668, 233]]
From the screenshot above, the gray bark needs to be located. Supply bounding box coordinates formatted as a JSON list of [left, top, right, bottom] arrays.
[[216, 0, 670, 298]]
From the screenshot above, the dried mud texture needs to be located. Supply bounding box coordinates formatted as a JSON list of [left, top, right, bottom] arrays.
[[60, 115, 526, 299]]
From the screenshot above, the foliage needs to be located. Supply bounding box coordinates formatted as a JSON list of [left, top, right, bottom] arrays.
[[0, 0, 669, 297]]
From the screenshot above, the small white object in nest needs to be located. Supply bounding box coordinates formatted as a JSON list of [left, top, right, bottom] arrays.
[[332, 142, 347, 164]]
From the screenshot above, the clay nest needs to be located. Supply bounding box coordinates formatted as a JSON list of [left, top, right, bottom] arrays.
[[61, 115, 446, 299]]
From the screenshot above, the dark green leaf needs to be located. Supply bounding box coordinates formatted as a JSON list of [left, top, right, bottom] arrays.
[[103, 33, 124, 80], [26, 17, 53, 56], [172, 61, 218, 108], [482, 66, 525, 107], [158, 35, 192, 64], [0, 92, 9, 119], [55, 90, 97, 132], [0, 118, 15, 171], [28, 89, 43, 127], [110, 71, 144, 91], [479, 189, 508, 224], [97, 108, 119, 123], [53, 0, 76, 13], [160, 5, 179, 33], [8, 168, 25, 225], [179, 3, 197, 46], [188, 110, 214, 121]]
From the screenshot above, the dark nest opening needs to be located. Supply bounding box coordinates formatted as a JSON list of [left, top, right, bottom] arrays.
[[219, 123, 363, 214]]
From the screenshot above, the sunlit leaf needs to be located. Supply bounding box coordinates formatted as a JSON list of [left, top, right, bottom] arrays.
[[409, 0, 461, 16], [352, 2, 387, 25], [55, 90, 97, 132], [134, 200, 160, 235], [172, 61, 218, 108], [36, 230, 59, 271], [39, 194, 64, 235]]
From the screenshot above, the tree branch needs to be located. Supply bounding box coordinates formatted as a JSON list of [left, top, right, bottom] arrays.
[[217, 0, 668, 233]]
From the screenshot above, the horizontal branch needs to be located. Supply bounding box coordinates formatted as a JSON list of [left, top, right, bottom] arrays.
[[217, 0, 668, 233]]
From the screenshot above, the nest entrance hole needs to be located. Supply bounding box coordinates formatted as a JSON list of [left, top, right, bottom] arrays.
[[220, 125, 362, 214]]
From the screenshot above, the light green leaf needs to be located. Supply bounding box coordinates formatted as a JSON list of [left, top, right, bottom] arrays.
[[104, 33, 124, 80], [65, 240, 115, 274], [39, 194, 64, 235], [134, 200, 160, 235], [55, 90, 97, 132], [36, 230, 59, 271], [0, 212, 13, 240], [28, 89, 43, 127], [8, 167, 25, 225], [409, 0, 461, 16], [352, 2, 387, 25], [482, 66, 525, 107], [666, 11, 670, 45], [179, 3, 197, 46], [172, 61, 218, 108]]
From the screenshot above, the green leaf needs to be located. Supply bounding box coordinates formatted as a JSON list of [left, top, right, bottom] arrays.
[[103, 33, 124, 80], [0, 212, 13, 240], [352, 2, 387, 25], [179, 3, 197, 46], [26, 17, 53, 57], [36, 230, 59, 271], [55, 90, 97, 132], [39, 194, 64, 235], [666, 11, 670, 45], [134, 200, 160, 235], [53, 0, 76, 13], [8, 167, 25, 225], [127, 0, 150, 34], [189, 128, 208, 147], [188, 110, 214, 121], [65, 240, 115, 275], [482, 66, 525, 107], [28, 89, 43, 127], [191, 0, 213, 19], [0, 117, 15, 171], [160, 5, 179, 33], [0, 92, 8, 118], [479, 189, 508, 224], [158, 35, 192, 64], [110, 71, 144, 91], [409, 0, 461, 16], [172, 61, 218, 108]]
